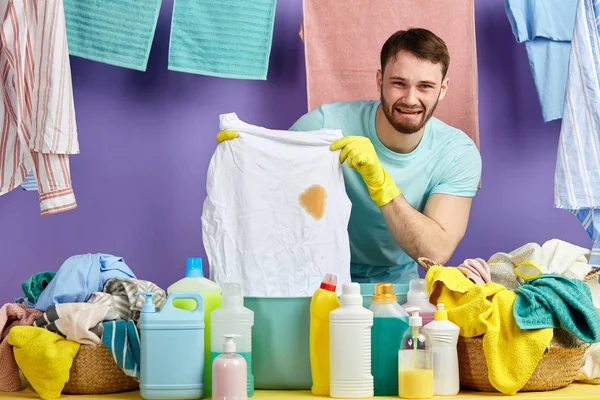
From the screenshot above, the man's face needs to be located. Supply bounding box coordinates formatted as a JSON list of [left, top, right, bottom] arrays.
[[377, 51, 449, 134]]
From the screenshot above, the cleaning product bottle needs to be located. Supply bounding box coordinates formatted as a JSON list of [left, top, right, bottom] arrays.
[[168, 257, 222, 397], [212, 334, 247, 400], [369, 282, 409, 396], [330, 282, 374, 399], [401, 278, 436, 326], [309, 273, 340, 396], [398, 307, 433, 399], [139, 291, 205, 399], [423, 303, 460, 396], [210, 283, 254, 397]]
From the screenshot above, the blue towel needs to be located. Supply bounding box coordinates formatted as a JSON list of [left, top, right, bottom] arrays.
[[63, 0, 162, 71], [168, 0, 277, 80], [514, 274, 600, 343], [101, 320, 141, 378]]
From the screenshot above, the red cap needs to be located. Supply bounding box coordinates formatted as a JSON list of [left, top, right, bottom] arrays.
[[320, 273, 337, 292]]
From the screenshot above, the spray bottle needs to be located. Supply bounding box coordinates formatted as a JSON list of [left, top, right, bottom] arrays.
[[398, 307, 433, 399]]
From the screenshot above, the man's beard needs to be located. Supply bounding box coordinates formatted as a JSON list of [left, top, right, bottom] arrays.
[[380, 90, 439, 134]]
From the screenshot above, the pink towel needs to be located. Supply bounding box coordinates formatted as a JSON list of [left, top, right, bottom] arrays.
[[301, 0, 479, 148], [0, 303, 43, 391]]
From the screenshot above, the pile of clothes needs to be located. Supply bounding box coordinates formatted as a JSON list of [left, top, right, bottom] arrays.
[[0, 253, 167, 399], [424, 239, 600, 395]]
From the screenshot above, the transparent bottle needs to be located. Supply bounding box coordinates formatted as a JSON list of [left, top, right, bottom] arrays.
[[398, 307, 433, 399]]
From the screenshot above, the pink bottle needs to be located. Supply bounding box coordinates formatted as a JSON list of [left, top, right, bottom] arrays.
[[212, 334, 247, 400]]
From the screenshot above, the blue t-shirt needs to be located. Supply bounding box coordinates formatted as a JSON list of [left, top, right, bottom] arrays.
[[290, 100, 482, 283]]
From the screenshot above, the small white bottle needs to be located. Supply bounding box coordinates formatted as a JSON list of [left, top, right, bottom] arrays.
[[330, 282, 374, 399], [212, 334, 247, 400], [423, 303, 460, 396]]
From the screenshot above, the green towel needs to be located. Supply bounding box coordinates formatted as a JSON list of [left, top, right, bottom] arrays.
[[22, 272, 56, 304], [514, 274, 600, 343], [168, 0, 278, 79]]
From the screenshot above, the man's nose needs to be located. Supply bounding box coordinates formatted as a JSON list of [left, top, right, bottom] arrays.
[[401, 87, 418, 106]]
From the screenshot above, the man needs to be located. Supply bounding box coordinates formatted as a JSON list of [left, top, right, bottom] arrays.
[[218, 28, 482, 283]]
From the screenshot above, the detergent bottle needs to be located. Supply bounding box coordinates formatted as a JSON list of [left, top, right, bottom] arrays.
[[369, 282, 409, 396], [398, 307, 433, 399], [212, 334, 248, 400], [309, 273, 340, 396], [330, 282, 374, 399], [139, 291, 205, 399], [210, 283, 254, 397], [423, 303, 460, 396], [168, 257, 221, 396], [401, 278, 436, 326]]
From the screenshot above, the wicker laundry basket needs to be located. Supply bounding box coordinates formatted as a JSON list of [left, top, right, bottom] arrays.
[[416, 257, 597, 392], [63, 344, 139, 395]]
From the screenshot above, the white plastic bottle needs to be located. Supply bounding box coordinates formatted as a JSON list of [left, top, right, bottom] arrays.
[[212, 334, 247, 400], [210, 283, 254, 397], [401, 279, 436, 326], [423, 303, 460, 396], [330, 282, 374, 399]]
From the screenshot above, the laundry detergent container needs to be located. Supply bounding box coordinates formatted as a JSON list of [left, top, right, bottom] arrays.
[[244, 283, 408, 389]]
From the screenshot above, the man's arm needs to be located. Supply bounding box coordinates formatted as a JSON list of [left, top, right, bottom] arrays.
[[379, 193, 473, 265]]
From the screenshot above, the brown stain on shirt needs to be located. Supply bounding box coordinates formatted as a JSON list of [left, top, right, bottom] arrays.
[[299, 184, 327, 220]]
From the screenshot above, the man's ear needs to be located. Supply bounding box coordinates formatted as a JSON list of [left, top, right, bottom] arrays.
[[438, 77, 450, 101], [376, 70, 383, 93]]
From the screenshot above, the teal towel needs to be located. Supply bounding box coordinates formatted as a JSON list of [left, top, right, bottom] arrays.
[[101, 320, 141, 378], [63, 0, 162, 71], [168, 0, 277, 80], [22, 271, 56, 304], [514, 274, 600, 343]]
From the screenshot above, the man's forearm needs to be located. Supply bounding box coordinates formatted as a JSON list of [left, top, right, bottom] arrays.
[[379, 195, 453, 264]]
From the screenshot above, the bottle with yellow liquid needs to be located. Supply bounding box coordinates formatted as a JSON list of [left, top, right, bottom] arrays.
[[309, 273, 340, 396], [398, 307, 433, 399], [167, 257, 222, 398]]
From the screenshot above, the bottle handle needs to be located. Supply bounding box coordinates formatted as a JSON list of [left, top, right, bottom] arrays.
[[163, 292, 204, 314]]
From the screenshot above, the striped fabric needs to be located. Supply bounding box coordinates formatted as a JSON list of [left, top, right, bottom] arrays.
[[168, 0, 277, 80], [88, 278, 166, 323], [33, 303, 120, 346], [101, 320, 140, 379], [555, 0, 600, 268], [20, 171, 38, 191], [0, 0, 79, 215], [62, 0, 162, 71]]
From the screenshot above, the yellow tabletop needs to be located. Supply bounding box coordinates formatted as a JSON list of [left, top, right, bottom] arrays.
[[1, 385, 599, 400]]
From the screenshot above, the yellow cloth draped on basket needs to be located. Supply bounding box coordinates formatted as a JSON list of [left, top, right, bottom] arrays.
[[425, 265, 553, 394]]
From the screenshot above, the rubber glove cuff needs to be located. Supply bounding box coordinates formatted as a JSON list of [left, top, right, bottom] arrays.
[[366, 168, 401, 207]]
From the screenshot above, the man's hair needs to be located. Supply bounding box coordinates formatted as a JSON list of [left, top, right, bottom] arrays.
[[380, 28, 450, 79]]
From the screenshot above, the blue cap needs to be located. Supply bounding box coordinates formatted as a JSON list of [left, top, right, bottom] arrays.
[[186, 257, 203, 278], [136, 292, 156, 313]]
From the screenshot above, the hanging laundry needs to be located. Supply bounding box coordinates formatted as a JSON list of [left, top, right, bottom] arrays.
[[554, 0, 600, 268], [0, 0, 79, 216], [505, 0, 578, 122], [168, 0, 277, 80], [300, 0, 480, 147], [62, 0, 161, 71]]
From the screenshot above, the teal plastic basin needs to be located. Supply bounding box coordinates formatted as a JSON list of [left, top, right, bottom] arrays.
[[244, 283, 408, 390]]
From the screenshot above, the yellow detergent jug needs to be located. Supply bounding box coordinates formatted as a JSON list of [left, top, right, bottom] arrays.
[[309, 273, 340, 396], [168, 257, 221, 398]]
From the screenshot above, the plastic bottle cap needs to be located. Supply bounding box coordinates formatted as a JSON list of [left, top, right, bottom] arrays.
[[136, 292, 156, 313], [372, 282, 396, 302], [320, 273, 337, 292], [223, 334, 241, 353], [340, 282, 362, 306], [185, 257, 203, 278], [404, 307, 422, 327], [407, 278, 430, 301], [434, 303, 448, 320], [222, 283, 243, 307]]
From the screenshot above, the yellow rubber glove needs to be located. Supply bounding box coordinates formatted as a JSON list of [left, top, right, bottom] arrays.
[[330, 136, 401, 206], [216, 129, 238, 143]]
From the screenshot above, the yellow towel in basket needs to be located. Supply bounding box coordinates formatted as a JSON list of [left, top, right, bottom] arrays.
[[8, 327, 79, 400], [425, 265, 553, 395]]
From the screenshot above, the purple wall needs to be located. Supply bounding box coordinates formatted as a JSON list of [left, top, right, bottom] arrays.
[[0, 0, 590, 303]]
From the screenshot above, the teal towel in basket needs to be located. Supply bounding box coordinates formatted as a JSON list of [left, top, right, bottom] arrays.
[[168, 0, 277, 80], [63, 0, 162, 71]]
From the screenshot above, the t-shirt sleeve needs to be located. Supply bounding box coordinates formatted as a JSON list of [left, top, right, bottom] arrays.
[[289, 107, 326, 132], [430, 142, 482, 198]]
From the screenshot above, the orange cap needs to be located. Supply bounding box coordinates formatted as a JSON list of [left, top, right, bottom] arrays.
[[372, 282, 396, 302]]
